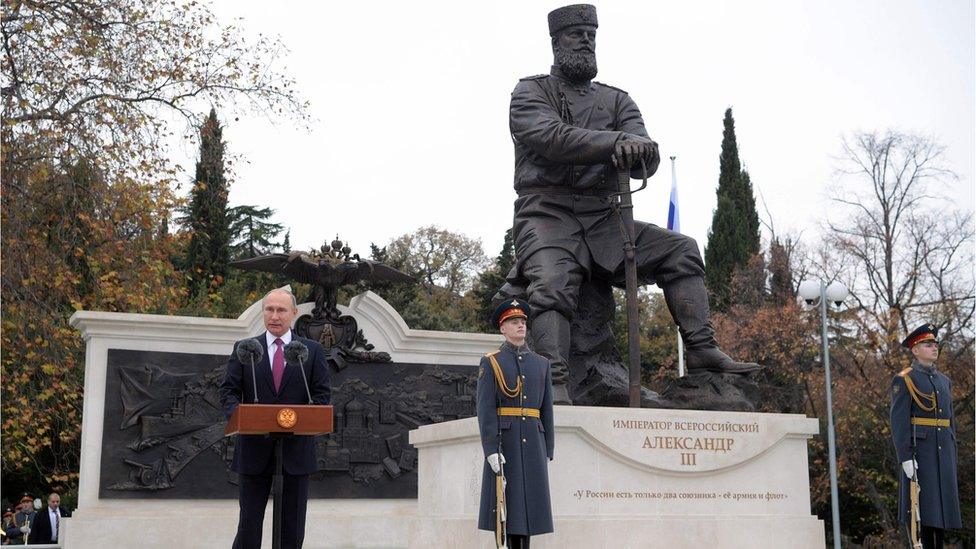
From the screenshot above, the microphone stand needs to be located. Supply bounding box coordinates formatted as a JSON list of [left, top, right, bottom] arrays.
[[297, 359, 313, 405], [249, 353, 259, 404]]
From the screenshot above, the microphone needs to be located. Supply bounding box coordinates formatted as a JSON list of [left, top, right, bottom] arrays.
[[284, 340, 313, 405], [236, 338, 264, 404]]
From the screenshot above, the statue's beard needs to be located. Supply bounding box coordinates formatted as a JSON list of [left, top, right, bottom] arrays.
[[555, 49, 598, 83]]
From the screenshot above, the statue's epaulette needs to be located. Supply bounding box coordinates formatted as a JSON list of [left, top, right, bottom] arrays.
[[594, 81, 627, 94], [485, 350, 501, 357], [897, 367, 913, 377], [520, 74, 549, 81]]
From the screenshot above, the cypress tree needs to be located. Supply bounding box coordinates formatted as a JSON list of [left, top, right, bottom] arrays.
[[768, 237, 794, 305], [704, 108, 761, 310], [183, 108, 230, 294]]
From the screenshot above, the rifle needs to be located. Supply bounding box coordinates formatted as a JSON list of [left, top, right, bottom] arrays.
[[909, 425, 922, 549], [494, 408, 508, 549]]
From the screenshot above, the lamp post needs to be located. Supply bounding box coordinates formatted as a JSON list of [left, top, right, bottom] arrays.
[[798, 279, 849, 549]]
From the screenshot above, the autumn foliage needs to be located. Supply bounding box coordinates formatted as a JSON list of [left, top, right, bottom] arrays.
[[1, 0, 306, 504]]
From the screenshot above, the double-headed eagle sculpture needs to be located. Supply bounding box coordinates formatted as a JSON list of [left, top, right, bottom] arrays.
[[230, 238, 414, 318]]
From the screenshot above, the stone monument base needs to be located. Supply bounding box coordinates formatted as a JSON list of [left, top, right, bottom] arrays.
[[62, 500, 416, 548], [408, 406, 825, 548]]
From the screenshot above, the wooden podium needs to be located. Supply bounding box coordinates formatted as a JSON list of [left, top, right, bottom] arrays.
[[224, 403, 334, 436], [224, 404, 333, 549]]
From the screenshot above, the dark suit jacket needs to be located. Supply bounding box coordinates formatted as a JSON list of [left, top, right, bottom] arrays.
[[219, 333, 331, 475], [27, 507, 70, 544]]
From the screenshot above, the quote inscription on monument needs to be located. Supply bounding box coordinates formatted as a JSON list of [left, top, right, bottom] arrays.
[[545, 410, 816, 516]]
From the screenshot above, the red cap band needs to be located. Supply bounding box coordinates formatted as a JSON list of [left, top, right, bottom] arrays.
[[908, 333, 936, 348], [498, 308, 527, 326]]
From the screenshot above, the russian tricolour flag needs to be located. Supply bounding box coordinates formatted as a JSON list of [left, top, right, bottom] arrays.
[[667, 165, 680, 233]]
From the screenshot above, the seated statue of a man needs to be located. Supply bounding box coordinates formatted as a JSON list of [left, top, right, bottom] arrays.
[[497, 4, 761, 405]]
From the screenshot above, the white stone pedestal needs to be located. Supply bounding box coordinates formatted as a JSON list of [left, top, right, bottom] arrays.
[[408, 406, 825, 548]]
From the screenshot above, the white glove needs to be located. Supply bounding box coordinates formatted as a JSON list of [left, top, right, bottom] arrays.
[[487, 453, 506, 474], [20, 526, 30, 535], [902, 459, 918, 479]]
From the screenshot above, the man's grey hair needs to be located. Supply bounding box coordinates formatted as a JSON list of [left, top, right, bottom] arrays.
[[263, 288, 298, 309]]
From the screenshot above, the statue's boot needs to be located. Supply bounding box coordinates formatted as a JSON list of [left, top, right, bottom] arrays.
[[529, 309, 573, 405], [662, 276, 762, 375]]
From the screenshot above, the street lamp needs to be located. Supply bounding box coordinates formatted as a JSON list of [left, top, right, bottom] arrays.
[[798, 279, 850, 549]]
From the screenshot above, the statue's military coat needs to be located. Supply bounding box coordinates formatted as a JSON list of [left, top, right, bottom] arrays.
[[506, 68, 703, 313], [890, 360, 961, 529], [477, 342, 555, 536]]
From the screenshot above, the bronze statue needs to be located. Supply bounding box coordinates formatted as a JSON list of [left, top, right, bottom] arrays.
[[496, 4, 761, 405]]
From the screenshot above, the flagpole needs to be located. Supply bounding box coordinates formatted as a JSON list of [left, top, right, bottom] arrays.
[[669, 155, 685, 378]]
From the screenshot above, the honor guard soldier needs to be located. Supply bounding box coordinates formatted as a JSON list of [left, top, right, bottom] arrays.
[[890, 323, 961, 549], [5, 495, 35, 545], [477, 298, 555, 548]]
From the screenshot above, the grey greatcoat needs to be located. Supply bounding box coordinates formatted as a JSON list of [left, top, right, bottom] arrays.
[[890, 359, 961, 530], [504, 67, 705, 319], [477, 341, 555, 536]]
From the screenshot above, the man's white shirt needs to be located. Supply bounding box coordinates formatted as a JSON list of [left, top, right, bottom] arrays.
[[47, 507, 58, 541]]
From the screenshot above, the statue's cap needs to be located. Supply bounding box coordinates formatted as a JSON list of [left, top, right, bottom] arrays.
[[548, 4, 598, 36]]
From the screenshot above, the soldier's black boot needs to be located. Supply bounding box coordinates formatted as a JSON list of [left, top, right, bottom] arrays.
[[661, 276, 761, 375], [506, 534, 529, 548], [529, 309, 573, 404], [919, 526, 944, 549]]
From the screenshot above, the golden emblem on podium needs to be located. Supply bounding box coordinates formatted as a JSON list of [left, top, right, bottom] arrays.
[[277, 408, 298, 429]]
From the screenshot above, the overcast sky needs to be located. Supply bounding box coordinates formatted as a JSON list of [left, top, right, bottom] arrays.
[[173, 0, 975, 262]]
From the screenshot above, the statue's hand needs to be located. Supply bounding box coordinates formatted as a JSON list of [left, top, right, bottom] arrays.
[[613, 134, 658, 171]]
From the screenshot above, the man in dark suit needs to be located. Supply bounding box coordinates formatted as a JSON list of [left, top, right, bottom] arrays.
[[27, 492, 70, 544], [220, 288, 331, 549]]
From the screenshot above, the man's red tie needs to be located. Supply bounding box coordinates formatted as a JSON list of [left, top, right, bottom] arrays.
[[273, 338, 285, 392]]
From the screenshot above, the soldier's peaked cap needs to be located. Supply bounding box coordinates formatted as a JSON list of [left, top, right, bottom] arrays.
[[491, 298, 531, 328], [902, 323, 939, 349], [548, 4, 598, 35]]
